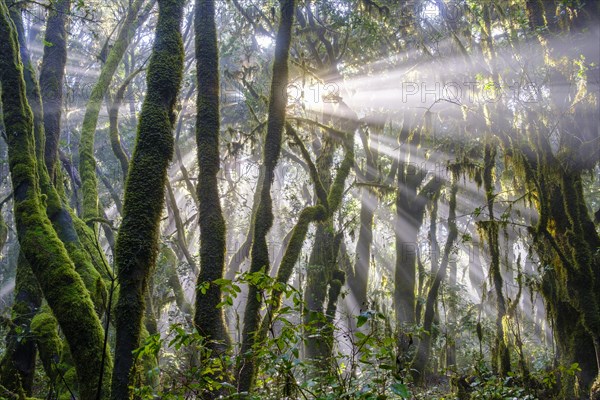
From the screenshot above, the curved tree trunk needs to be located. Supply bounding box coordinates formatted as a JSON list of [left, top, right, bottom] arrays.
[[78, 0, 149, 224], [237, 0, 295, 392], [110, 0, 185, 397], [0, 3, 111, 399], [107, 67, 143, 181]]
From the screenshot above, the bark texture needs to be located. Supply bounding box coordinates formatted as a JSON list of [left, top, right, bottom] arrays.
[[194, 0, 230, 357]]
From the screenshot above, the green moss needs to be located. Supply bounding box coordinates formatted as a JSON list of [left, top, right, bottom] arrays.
[[39, 0, 69, 183], [78, 0, 145, 224], [0, 255, 41, 395], [0, 3, 111, 398], [111, 0, 185, 398], [30, 307, 62, 384], [193, 1, 230, 373]]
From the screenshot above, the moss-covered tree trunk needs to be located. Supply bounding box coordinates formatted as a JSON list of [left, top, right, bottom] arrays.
[[412, 175, 457, 384], [303, 116, 356, 364], [394, 122, 426, 328], [39, 0, 70, 183], [0, 255, 41, 396], [110, 0, 185, 397], [193, 0, 230, 360], [349, 122, 381, 313], [11, 0, 108, 311], [0, 3, 111, 398], [535, 177, 599, 398], [236, 0, 295, 392], [78, 0, 148, 224], [481, 143, 511, 376]]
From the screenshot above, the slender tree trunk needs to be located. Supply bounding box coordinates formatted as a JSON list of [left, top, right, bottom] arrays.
[[166, 181, 197, 272], [394, 123, 426, 329], [40, 0, 70, 184], [446, 258, 457, 369], [193, 2, 231, 393], [483, 143, 511, 376], [412, 176, 457, 384], [350, 125, 380, 312], [226, 166, 264, 280], [237, 0, 295, 392], [78, 0, 149, 224], [111, 0, 185, 397], [158, 244, 191, 314], [107, 68, 142, 180]]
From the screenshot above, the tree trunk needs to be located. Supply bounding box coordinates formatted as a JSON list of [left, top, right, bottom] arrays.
[[0, 4, 111, 398], [39, 0, 70, 184], [193, 2, 231, 395], [111, 0, 185, 397], [237, 0, 295, 392], [78, 0, 149, 224], [394, 122, 426, 329], [349, 124, 380, 312], [481, 143, 511, 376], [0, 255, 41, 396], [412, 176, 457, 384]]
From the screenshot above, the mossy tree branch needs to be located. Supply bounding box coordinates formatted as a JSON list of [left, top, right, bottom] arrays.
[[285, 122, 328, 208], [107, 66, 145, 180]]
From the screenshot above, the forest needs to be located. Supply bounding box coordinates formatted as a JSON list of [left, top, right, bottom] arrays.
[[0, 0, 598, 399]]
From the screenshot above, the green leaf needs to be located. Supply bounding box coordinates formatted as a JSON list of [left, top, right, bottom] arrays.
[[390, 382, 410, 398], [357, 315, 368, 328]]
